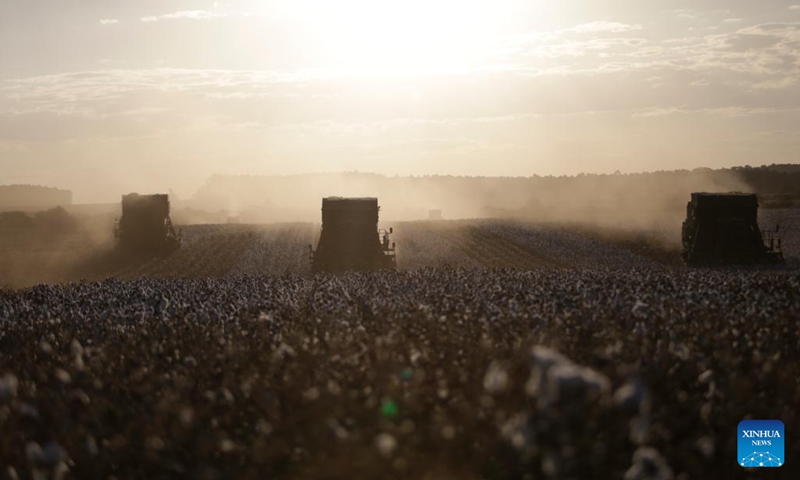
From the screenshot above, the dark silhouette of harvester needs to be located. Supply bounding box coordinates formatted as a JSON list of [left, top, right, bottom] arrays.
[[310, 197, 395, 272], [681, 192, 783, 266], [115, 193, 181, 252]]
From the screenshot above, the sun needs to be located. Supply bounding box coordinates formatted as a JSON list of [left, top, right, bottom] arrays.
[[256, 0, 528, 77]]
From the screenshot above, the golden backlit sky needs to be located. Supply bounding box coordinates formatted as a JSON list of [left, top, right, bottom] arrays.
[[1, 0, 800, 202]]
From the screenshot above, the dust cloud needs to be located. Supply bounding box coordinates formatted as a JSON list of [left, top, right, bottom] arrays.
[[0, 209, 117, 289], [0, 168, 755, 288], [188, 169, 749, 242]]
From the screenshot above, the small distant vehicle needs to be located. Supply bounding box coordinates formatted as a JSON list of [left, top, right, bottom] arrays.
[[310, 197, 395, 272], [681, 192, 783, 266], [114, 193, 181, 252]]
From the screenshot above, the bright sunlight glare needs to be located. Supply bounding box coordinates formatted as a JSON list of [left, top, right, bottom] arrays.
[[255, 0, 541, 77]]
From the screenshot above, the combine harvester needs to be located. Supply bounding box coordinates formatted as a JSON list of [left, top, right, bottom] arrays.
[[310, 197, 395, 273], [114, 193, 181, 252], [681, 192, 783, 266]]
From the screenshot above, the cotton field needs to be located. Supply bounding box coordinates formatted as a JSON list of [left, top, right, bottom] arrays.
[[1, 220, 799, 479]]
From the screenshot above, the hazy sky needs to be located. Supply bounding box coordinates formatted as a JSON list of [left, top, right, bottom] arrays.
[[1, 0, 800, 202]]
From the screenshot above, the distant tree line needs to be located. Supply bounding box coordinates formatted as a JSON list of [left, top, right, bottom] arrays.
[[0, 185, 72, 210], [726, 165, 800, 208], [189, 164, 800, 225], [0, 207, 78, 232]]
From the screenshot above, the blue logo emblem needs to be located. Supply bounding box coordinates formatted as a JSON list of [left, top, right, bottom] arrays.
[[738, 420, 784, 467]]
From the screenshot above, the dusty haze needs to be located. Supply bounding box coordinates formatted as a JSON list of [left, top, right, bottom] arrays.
[[2, 1, 800, 201], [2, 1, 798, 286], [190, 170, 750, 233]]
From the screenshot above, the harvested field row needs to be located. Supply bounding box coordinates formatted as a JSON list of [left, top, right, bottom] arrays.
[[3, 214, 799, 289], [418, 222, 564, 269], [481, 221, 669, 270], [392, 220, 674, 270], [392, 222, 480, 271], [230, 223, 316, 276], [40, 224, 316, 284]]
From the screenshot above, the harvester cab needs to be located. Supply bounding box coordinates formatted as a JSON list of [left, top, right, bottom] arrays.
[[310, 197, 396, 273], [681, 192, 783, 266], [115, 193, 181, 252]]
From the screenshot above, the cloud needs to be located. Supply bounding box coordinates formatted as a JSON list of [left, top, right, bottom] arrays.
[[791, 5, 800, 11], [0, 111, 168, 142], [694, 23, 800, 79], [3, 18, 800, 144], [99, 19, 119, 26], [564, 21, 642, 34], [504, 21, 800, 89], [3, 63, 798, 135], [498, 21, 648, 65], [140, 10, 248, 22], [0, 68, 348, 134], [522, 38, 648, 60], [631, 106, 800, 118]]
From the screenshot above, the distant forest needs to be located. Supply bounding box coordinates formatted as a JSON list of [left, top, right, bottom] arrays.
[[189, 164, 800, 226], [728, 164, 800, 206], [2, 165, 798, 226], [0, 185, 72, 211], [0, 207, 78, 232]]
